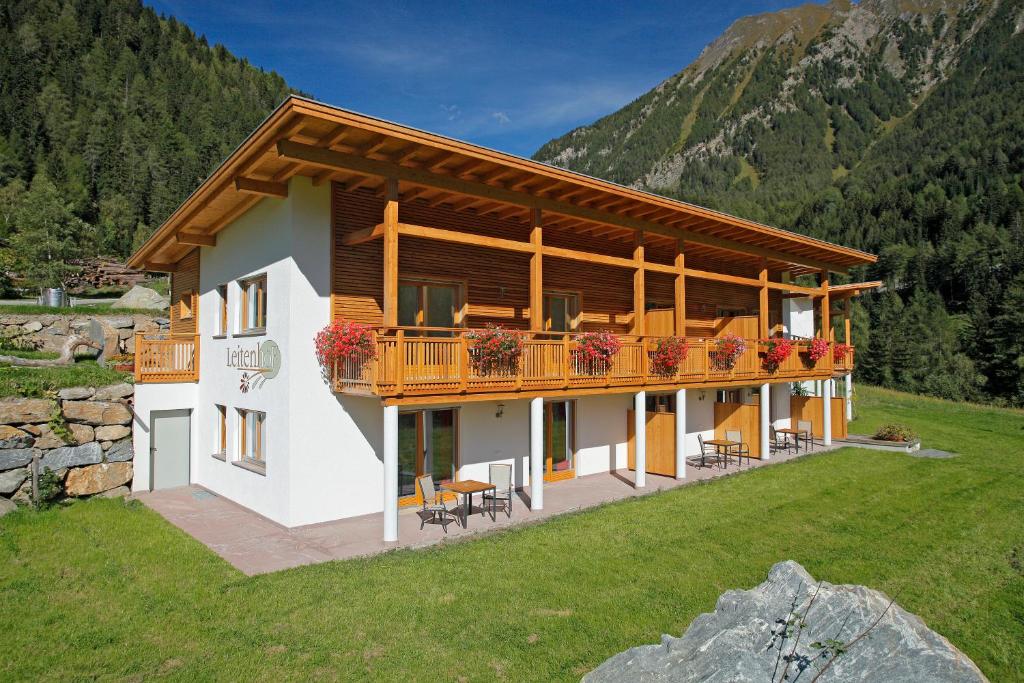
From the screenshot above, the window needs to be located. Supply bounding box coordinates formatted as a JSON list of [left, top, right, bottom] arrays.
[[239, 275, 267, 332], [397, 279, 464, 336], [543, 291, 579, 333], [214, 405, 227, 458], [178, 291, 195, 320], [215, 285, 228, 336], [237, 409, 266, 466]]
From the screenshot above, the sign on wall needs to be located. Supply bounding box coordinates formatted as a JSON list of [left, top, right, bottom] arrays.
[[227, 340, 281, 392]]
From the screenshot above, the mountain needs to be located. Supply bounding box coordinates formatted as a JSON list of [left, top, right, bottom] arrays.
[[0, 0, 299, 259], [535, 0, 1024, 405]]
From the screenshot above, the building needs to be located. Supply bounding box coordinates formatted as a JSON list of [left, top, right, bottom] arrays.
[[127, 96, 878, 539]]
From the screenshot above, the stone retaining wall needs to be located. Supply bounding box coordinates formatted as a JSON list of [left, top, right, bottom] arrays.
[[0, 383, 135, 513], [0, 314, 168, 355]]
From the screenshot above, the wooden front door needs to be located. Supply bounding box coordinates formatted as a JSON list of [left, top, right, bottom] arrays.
[[398, 408, 458, 506]]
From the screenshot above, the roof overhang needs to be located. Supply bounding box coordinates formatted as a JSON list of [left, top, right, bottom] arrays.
[[128, 96, 878, 275]]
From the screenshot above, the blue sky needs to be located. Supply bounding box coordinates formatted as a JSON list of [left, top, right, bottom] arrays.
[[146, 0, 806, 157]]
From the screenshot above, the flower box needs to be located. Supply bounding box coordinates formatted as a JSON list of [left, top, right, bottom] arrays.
[[572, 331, 622, 375]]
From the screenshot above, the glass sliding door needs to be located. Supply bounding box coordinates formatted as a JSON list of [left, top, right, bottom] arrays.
[[545, 400, 575, 480], [543, 292, 577, 333], [397, 408, 458, 505]]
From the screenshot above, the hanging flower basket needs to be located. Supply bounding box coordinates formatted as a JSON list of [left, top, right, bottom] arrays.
[[761, 337, 794, 373], [466, 325, 523, 376], [711, 334, 747, 371], [833, 343, 852, 364], [315, 320, 376, 374], [650, 336, 689, 376], [572, 331, 622, 375], [808, 337, 829, 364]]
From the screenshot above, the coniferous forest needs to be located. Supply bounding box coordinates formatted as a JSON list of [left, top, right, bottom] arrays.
[[2, 0, 1024, 405], [537, 0, 1024, 406]]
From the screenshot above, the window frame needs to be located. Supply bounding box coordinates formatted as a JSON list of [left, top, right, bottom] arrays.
[[238, 274, 267, 334], [178, 291, 195, 320], [213, 404, 227, 460], [397, 276, 467, 333], [236, 408, 266, 470], [214, 284, 228, 337], [542, 290, 581, 333]]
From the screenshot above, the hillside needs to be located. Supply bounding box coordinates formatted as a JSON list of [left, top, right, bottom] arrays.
[[0, 0, 299, 261], [535, 0, 1024, 405]]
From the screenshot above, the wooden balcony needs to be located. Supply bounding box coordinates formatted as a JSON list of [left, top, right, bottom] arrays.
[[134, 333, 199, 384], [333, 328, 848, 401]]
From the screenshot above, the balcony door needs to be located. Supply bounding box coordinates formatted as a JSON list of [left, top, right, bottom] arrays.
[[543, 292, 579, 333], [398, 408, 459, 506], [544, 400, 575, 481], [398, 279, 464, 336]]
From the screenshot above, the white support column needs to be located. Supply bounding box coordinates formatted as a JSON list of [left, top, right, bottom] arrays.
[[529, 397, 544, 511], [822, 380, 833, 446], [759, 383, 770, 460], [634, 391, 646, 488], [845, 373, 853, 422], [674, 388, 687, 479], [383, 404, 399, 543]]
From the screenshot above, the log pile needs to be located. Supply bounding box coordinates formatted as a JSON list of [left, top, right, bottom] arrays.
[[65, 258, 148, 292]]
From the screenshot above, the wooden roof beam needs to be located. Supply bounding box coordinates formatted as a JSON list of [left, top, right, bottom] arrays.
[[276, 139, 847, 273], [176, 231, 216, 247], [234, 176, 289, 198], [144, 261, 177, 273]]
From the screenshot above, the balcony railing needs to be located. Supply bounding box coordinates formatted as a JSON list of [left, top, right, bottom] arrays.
[[134, 333, 199, 383], [333, 328, 849, 398]]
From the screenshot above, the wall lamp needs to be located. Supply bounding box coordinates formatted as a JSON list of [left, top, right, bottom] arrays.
[[496, 403, 505, 419]]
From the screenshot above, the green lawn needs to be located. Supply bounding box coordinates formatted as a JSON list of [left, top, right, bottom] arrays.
[[1, 386, 1022, 680], [0, 303, 164, 316], [0, 361, 130, 398]]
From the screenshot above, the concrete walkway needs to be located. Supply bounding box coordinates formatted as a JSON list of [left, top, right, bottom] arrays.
[[137, 443, 834, 575]]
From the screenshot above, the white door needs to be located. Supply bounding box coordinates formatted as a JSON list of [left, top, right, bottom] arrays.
[[151, 409, 191, 490]]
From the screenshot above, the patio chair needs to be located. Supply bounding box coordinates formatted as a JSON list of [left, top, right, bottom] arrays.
[[725, 430, 754, 468], [797, 420, 817, 450], [482, 463, 513, 520], [417, 475, 460, 533], [696, 434, 724, 469], [770, 425, 795, 455]]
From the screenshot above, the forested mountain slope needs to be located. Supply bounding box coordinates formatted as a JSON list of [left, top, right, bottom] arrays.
[[536, 0, 1024, 405], [0, 0, 298, 259]]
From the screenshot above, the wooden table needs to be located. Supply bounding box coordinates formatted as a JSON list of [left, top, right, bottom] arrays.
[[775, 428, 808, 452], [704, 439, 738, 467], [441, 480, 496, 528]]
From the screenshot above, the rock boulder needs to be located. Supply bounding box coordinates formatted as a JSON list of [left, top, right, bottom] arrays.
[[584, 561, 987, 682], [0, 496, 16, 517], [0, 448, 35, 471], [111, 285, 167, 310], [0, 425, 33, 449], [105, 439, 133, 462], [0, 467, 27, 494], [95, 425, 131, 441], [93, 383, 134, 401], [65, 461, 133, 496], [57, 386, 95, 401]]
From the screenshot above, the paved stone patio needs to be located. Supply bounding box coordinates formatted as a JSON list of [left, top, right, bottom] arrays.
[[136, 442, 835, 575]]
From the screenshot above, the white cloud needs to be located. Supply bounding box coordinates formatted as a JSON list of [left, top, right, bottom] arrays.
[[491, 111, 511, 125]]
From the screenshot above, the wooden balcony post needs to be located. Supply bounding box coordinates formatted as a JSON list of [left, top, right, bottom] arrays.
[[703, 338, 709, 381], [396, 329, 405, 395], [844, 298, 852, 344], [758, 259, 769, 339], [383, 178, 399, 327], [819, 268, 830, 339], [133, 332, 142, 382], [674, 239, 686, 337], [459, 333, 468, 392], [529, 209, 543, 332], [632, 231, 645, 336], [563, 335, 570, 388]]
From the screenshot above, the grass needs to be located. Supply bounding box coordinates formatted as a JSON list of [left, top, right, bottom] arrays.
[[1, 385, 1022, 680], [0, 360, 130, 398], [0, 304, 164, 316]]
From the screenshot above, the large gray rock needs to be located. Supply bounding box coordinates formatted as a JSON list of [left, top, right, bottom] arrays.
[[0, 425, 33, 449], [584, 561, 987, 682], [0, 496, 16, 517], [41, 442, 103, 471], [111, 285, 167, 310], [105, 438, 133, 462], [0, 467, 27, 494], [0, 448, 35, 471], [58, 386, 95, 400]]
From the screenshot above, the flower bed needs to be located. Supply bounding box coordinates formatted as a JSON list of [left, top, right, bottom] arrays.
[[466, 325, 523, 376], [572, 331, 622, 375], [315, 320, 376, 374], [710, 334, 746, 371], [761, 337, 794, 373], [650, 337, 688, 376]]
